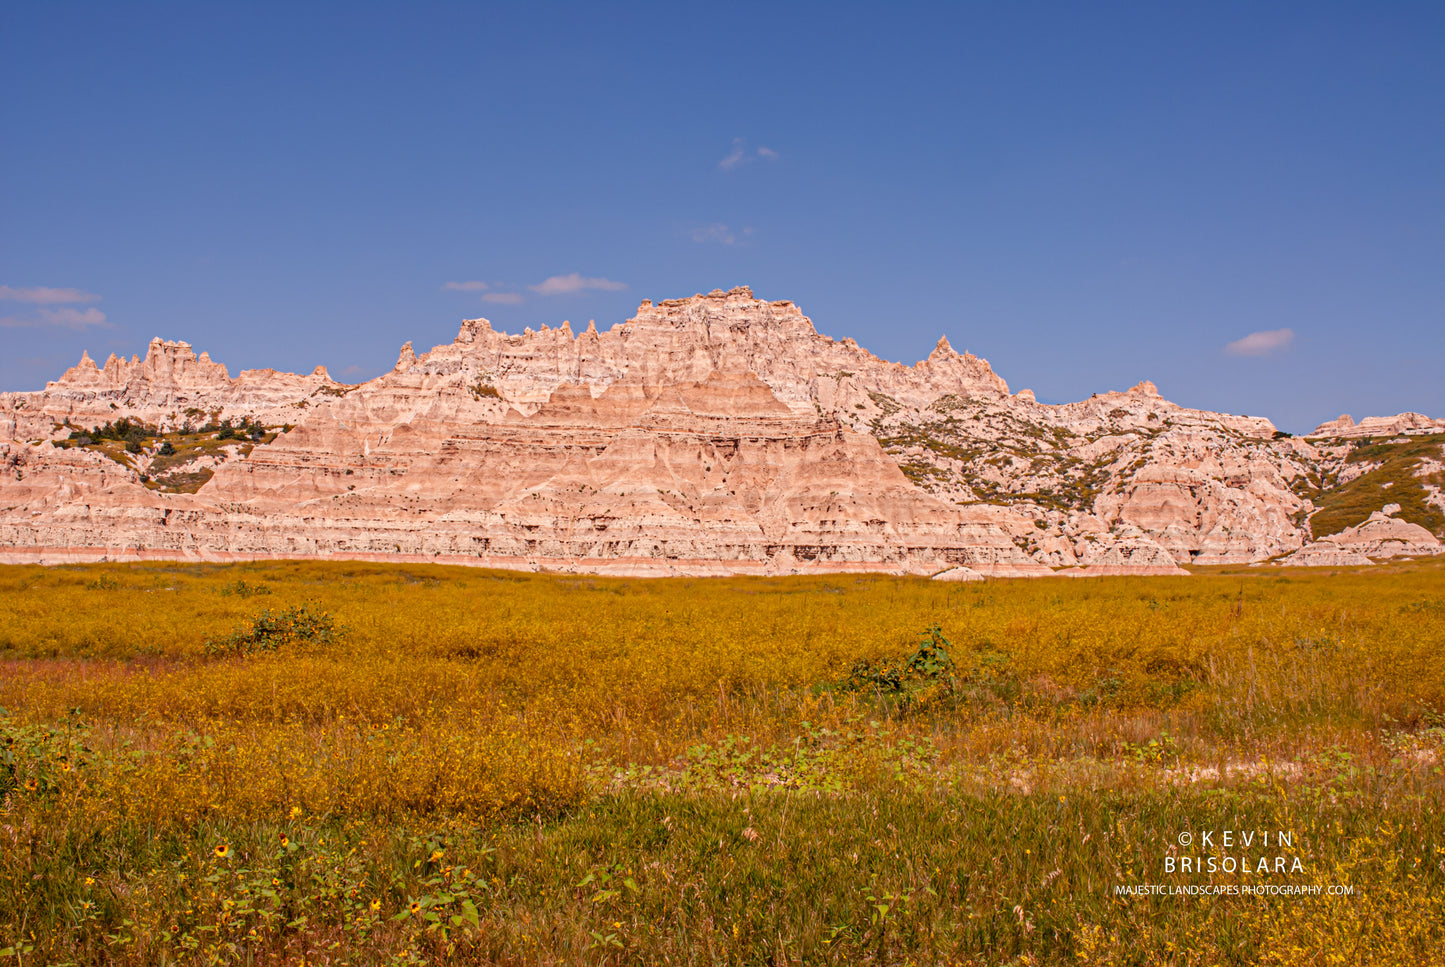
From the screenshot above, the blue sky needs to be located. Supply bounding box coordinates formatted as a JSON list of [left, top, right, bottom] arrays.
[[2, 2, 1441, 432]]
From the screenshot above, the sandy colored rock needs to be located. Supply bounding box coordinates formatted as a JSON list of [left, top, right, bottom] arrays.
[[0, 369, 1043, 576], [1316, 509, 1442, 559], [1063, 536, 1190, 576], [1279, 543, 1375, 567], [1, 287, 1441, 576], [1308, 413, 1445, 439], [930, 566, 986, 582]]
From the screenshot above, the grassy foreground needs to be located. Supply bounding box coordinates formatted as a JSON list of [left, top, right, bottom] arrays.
[[1, 560, 1444, 965]]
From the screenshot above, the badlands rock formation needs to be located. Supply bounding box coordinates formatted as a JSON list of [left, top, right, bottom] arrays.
[[23, 338, 342, 435], [1306, 505, 1439, 557], [1308, 413, 1445, 439], [2, 287, 1441, 576]]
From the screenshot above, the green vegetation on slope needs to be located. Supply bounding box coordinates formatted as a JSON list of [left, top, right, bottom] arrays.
[[53, 416, 282, 493], [1303, 434, 1445, 539]]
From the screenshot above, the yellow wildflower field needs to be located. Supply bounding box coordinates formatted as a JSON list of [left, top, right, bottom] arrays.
[[1, 559, 1443, 964]]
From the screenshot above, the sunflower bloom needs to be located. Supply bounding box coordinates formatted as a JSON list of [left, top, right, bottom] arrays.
[[214, 844, 230, 859]]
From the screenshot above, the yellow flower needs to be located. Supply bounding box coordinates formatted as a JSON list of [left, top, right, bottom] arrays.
[[409, 901, 422, 915], [24, 778, 37, 792], [430, 849, 444, 862], [289, 805, 302, 818], [214, 844, 230, 858], [272, 878, 281, 887], [60, 761, 73, 773], [279, 835, 290, 848], [84, 877, 95, 887], [370, 899, 382, 912]]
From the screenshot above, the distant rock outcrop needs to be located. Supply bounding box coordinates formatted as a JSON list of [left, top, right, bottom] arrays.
[[1280, 543, 1375, 568], [1, 287, 1441, 576], [1308, 413, 1445, 439], [28, 337, 342, 434], [1314, 507, 1442, 559]]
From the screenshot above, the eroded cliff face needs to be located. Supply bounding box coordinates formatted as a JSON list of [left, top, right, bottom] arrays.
[[2, 337, 343, 442], [1, 287, 1440, 574], [393, 287, 1009, 412]]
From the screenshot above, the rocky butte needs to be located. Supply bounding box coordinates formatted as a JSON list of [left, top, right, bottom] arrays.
[[1, 287, 1441, 576]]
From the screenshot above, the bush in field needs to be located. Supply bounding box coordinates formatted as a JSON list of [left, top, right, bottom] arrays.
[[216, 579, 272, 598], [204, 604, 343, 657], [843, 624, 957, 711]]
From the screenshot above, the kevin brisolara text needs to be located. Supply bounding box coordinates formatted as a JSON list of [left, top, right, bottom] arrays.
[[1114, 884, 1355, 897]]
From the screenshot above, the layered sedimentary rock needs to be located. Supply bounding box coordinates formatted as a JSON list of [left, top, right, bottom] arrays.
[[1, 286, 1441, 575], [1280, 543, 1375, 567], [1313, 508, 1442, 559], [0, 364, 1046, 576], [3, 338, 342, 443], [1308, 413, 1445, 439]]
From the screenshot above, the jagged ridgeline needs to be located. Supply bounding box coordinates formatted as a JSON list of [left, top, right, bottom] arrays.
[[1, 287, 1441, 574]]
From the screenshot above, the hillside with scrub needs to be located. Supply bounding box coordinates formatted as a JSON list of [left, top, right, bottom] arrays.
[[2, 560, 1444, 964]]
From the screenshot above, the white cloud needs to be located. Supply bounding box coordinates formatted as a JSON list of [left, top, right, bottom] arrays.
[[0, 285, 101, 304], [481, 292, 525, 305], [0, 306, 111, 330], [1225, 328, 1295, 357], [689, 223, 753, 246], [529, 273, 627, 296], [718, 139, 747, 170], [443, 280, 489, 292], [718, 138, 779, 170]]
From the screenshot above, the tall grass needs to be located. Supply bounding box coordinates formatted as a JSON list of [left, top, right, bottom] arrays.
[[2, 559, 1443, 964]]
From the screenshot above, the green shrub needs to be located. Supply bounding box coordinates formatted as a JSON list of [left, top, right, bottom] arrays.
[[203, 604, 343, 657], [840, 625, 957, 711], [216, 579, 272, 598]]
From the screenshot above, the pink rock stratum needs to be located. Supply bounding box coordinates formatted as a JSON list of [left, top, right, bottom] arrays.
[[1, 287, 1440, 576]]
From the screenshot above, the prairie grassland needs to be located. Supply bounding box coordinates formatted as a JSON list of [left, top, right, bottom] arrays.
[[2, 559, 1444, 965]]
